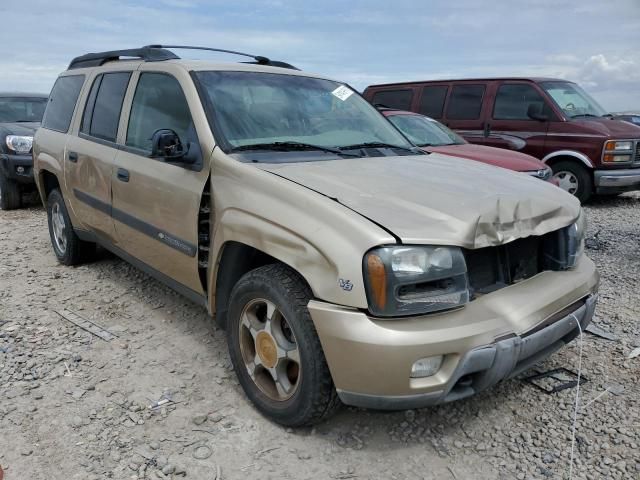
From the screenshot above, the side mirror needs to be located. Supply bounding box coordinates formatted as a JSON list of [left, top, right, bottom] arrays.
[[150, 129, 194, 163], [527, 104, 549, 122]]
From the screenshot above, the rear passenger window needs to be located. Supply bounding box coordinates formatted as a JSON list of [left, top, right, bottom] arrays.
[[493, 84, 547, 120], [42, 75, 85, 133], [446, 85, 485, 120], [418, 86, 448, 118], [371, 89, 413, 110], [126, 73, 196, 152], [81, 72, 131, 142]]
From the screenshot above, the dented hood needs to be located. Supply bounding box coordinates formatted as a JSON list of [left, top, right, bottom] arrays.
[[257, 154, 581, 249]]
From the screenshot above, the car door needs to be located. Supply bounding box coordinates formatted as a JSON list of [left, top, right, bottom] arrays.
[[481, 81, 553, 158], [443, 82, 489, 144], [112, 70, 209, 295], [64, 71, 131, 241]]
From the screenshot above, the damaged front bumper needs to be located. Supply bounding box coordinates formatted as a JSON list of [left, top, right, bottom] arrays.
[[308, 256, 598, 410]]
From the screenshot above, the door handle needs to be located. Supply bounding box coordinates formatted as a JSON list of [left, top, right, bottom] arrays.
[[483, 122, 491, 137], [67, 151, 78, 163], [116, 168, 130, 182]]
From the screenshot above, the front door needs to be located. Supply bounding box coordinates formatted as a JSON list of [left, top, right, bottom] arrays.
[[111, 71, 208, 294], [65, 71, 132, 242], [481, 81, 553, 158]]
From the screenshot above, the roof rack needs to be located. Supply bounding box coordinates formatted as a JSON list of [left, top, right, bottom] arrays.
[[68, 47, 179, 70], [67, 45, 298, 70]]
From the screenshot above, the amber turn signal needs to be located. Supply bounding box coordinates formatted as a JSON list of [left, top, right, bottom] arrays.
[[366, 253, 387, 310]]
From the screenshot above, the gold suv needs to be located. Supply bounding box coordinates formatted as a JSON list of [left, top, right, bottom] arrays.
[[33, 46, 599, 426]]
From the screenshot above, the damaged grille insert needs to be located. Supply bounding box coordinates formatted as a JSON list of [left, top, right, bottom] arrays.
[[464, 226, 573, 299]]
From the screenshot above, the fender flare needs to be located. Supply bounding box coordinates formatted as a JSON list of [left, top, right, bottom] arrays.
[[541, 150, 594, 169]]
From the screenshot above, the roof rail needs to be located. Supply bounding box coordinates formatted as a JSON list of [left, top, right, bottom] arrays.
[[67, 45, 298, 71], [67, 47, 179, 70], [144, 45, 298, 70]]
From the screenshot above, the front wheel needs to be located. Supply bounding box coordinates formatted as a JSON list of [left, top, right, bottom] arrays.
[[0, 173, 21, 210], [227, 264, 340, 426], [551, 160, 593, 203]]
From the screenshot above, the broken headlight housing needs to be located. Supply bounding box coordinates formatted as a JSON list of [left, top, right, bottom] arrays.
[[543, 209, 586, 270], [566, 210, 586, 268], [364, 246, 469, 317]]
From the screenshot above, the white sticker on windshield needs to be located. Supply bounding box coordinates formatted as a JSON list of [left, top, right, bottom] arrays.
[[331, 85, 354, 101]]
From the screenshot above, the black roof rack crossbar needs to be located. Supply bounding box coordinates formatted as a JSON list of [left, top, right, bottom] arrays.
[[68, 47, 179, 70], [145, 44, 299, 70]]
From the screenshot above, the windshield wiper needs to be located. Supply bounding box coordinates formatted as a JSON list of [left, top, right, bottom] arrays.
[[338, 142, 417, 153], [570, 113, 600, 118], [229, 141, 359, 157]]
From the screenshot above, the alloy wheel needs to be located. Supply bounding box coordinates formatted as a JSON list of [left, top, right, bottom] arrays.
[[238, 298, 301, 401], [51, 202, 67, 253]]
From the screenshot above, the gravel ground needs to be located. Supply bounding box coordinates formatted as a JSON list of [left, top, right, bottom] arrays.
[[1, 193, 639, 480]]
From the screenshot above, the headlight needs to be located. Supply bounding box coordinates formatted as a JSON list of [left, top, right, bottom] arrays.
[[604, 140, 633, 151], [364, 245, 469, 317], [5, 135, 33, 154], [603, 153, 632, 163], [603, 140, 635, 163], [527, 167, 552, 180], [567, 210, 586, 268]]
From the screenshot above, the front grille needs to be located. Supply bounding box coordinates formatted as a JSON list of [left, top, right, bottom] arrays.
[[464, 228, 570, 298], [635, 141, 640, 164]]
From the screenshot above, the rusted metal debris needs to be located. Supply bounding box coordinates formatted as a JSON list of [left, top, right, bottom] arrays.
[[55, 309, 117, 341], [523, 368, 588, 394]]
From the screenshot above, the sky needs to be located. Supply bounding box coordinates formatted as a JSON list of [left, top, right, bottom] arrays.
[[0, 0, 638, 112]]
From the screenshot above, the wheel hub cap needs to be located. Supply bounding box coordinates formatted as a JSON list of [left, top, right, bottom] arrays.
[[256, 331, 278, 368], [238, 298, 301, 402], [51, 203, 67, 253], [553, 170, 579, 195]]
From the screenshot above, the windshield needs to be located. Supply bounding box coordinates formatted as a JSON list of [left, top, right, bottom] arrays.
[[387, 114, 466, 146], [0, 97, 47, 123], [541, 82, 607, 118], [196, 71, 414, 159]]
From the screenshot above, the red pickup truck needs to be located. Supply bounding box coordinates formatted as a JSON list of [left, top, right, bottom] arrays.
[[364, 78, 640, 202]]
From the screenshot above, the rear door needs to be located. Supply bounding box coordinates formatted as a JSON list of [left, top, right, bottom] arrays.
[[443, 82, 489, 144], [415, 84, 449, 120], [112, 70, 209, 294], [481, 81, 553, 158], [64, 71, 131, 241]]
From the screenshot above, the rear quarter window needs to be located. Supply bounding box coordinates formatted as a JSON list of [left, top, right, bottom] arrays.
[[42, 75, 85, 133], [446, 85, 485, 120], [371, 89, 413, 111]]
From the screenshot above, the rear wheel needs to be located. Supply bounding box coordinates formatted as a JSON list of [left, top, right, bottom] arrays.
[[227, 264, 340, 426], [47, 189, 95, 265], [551, 160, 592, 203], [0, 173, 21, 210]]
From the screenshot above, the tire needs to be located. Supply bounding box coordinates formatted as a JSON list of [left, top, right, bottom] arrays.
[[46, 189, 95, 265], [227, 263, 340, 426], [0, 172, 21, 210], [551, 160, 593, 203]]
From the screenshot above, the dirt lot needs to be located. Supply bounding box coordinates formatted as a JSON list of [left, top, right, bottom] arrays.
[[1, 193, 639, 480]]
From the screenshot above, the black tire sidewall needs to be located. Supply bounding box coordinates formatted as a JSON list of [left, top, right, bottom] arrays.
[[552, 161, 592, 203], [226, 266, 333, 426], [0, 172, 21, 210]]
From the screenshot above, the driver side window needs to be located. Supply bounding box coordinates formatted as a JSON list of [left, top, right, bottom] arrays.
[[126, 73, 197, 152]]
